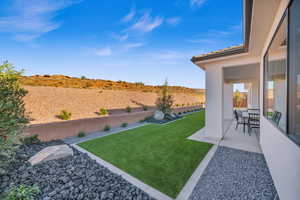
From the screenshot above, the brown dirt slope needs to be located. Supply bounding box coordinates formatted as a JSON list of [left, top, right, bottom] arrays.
[[20, 75, 205, 94], [23, 86, 205, 124]]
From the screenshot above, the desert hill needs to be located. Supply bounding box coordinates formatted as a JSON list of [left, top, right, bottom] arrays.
[[20, 75, 205, 94], [21, 75, 205, 124]]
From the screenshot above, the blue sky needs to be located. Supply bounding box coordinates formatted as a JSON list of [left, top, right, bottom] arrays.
[[0, 0, 243, 89]]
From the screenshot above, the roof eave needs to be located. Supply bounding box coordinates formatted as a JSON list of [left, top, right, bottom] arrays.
[[191, 0, 253, 64]]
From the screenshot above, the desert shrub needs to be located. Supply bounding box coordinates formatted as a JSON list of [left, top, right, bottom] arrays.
[[0, 61, 29, 175], [20, 134, 40, 145], [145, 116, 152, 121], [142, 105, 148, 111], [57, 110, 72, 120], [103, 125, 111, 131], [175, 104, 180, 107], [80, 76, 87, 80], [181, 103, 185, 107], [4, 185, 40, 200], [98, 108, 108, 115], [77, 131, 86, 138], [121, 123, 128, 127], [43, 74, 50, 77], [126, 106, 132, 113], [155, 80, 174, 114]]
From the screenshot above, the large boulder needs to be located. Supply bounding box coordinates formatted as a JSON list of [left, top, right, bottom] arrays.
[[28, 145, 73, 166], [154, 110, 164, 120]]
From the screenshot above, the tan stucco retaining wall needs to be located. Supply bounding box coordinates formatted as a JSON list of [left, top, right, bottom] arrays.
[[25, 106, 201, 141]]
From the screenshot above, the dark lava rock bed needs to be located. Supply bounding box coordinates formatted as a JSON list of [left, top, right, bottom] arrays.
[[0, 140, 155, 200]]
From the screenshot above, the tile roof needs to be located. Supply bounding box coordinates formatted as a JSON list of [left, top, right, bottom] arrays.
[[191, 45, 245, 63]]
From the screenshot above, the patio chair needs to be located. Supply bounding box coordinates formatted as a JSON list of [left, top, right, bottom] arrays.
[[272, 111, 282, 126], [234, 110, 245, 130], [248, 113, 260, 135]]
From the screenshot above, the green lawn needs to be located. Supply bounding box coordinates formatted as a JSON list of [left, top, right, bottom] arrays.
[[78, 111, 212, 198]]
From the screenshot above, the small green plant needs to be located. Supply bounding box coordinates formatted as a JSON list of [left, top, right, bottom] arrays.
[[126, 106, 132, 113], [98, 108, 108, 115], [57, 110, 72, 120], [4, 185, 40, 200], [142, 105, 148, 111], [178, 112, 182, 115], [121, 123, 128, 127], [103, 125, 111, 131], [144, 116, 152, 121], [20, 134, 40, 145], [139, 119, 145, 123], [77, 131, 86, 138]]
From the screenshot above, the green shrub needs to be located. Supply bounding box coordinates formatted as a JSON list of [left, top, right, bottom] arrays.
[[20, 134, 40, 145], [155, 80, 174, 114], [98, 108, 108, 115], [142, 105, 148, 111], [126, 106, 132, 113], [178, 112, 182, 115], [144, 116, 152, 121], [4, 185, 40, 200], [80, 76, 87, 80], [103, 125, 111, 131], [57, 110, 72, 120], [0, 61, 29, 175], [77, 131, 86, 138], [121, 123, 128, 127]]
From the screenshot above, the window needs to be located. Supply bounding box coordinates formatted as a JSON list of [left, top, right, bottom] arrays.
[[263, 14, 287, 133], [263, 0, 300, 145], [288, 0, 300, 143]]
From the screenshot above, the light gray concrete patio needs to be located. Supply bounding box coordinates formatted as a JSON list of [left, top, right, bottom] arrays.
[[188, 120, 262, 153]]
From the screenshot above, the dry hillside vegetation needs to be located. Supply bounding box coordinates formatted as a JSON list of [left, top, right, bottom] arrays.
[[22, 76, 205, 124], [20, 75, 205, 94]]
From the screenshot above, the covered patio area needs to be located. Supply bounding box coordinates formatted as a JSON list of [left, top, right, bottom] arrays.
[[188, 119, 261, 153]]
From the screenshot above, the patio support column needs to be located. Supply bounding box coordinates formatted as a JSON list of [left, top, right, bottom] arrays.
[[223, 83, 233, 121], [205, 66, 223, 140], [247, 81, 259, 108]]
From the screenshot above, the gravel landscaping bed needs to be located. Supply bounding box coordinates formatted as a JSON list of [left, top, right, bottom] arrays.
[[188, 146, 278, 200], [0, 140, 155, 200]]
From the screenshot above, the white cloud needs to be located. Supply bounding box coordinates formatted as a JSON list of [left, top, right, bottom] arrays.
[[187, 38, 216, 44], [126, 12, 164, 33], [190, 0, 207, 8], [112, 33, 129, 41], [122, 42, 144, 50], [188, 25, 242, 44], [94, 47, 112, 56], [121, 7, 136, 23], [0, 0, 81, 41], [166, 17, 181, 26]]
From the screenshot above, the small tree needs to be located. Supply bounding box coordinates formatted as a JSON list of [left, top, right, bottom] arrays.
[[233, 90, 244, 108], [155, 80, 174, 114], [0, 61, 29, 174]]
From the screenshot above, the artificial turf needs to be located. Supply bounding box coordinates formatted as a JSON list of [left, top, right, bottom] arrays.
[[79, 111, 212, 198]]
